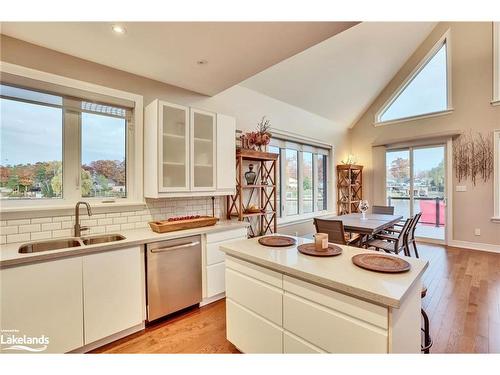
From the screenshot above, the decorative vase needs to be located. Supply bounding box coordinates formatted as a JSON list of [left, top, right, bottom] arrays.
[[245, 164, 257, 185]]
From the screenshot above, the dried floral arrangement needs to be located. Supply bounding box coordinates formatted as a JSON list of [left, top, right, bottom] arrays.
[[240, 116, 272, 151], [452, 131, 493, 185]]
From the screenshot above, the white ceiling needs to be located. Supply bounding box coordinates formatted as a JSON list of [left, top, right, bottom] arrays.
[[241, 22, 437, 129], [0, 22, 357, 96]]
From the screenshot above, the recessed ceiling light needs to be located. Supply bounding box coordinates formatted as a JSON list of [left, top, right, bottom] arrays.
[[197, 60, 208, 65], [111, 25, 126, 34]]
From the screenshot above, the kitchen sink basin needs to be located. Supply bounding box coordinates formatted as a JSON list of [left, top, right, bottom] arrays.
[[81, 234, 126, 245], [18, 238, 82, 253], [18, 234, 126, 253]]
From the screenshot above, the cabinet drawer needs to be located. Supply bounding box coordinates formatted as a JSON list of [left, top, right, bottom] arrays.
[[226, 299, 282, 353], [206, 228, 247, 243], [283, 331, 325, 353], [283, 293, 388, 353], [283, 275, 388, 329], [226, 256, 282, 288], [226, 268, 283, 325], [206, 262, 225, 297], [206, 241, 227, 265]]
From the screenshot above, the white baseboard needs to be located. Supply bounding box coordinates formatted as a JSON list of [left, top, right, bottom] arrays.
[[200, 292, 225, 307], [70, 322, 145, 353], [415, 236, 445, 245], [448, 240, 500, 254]]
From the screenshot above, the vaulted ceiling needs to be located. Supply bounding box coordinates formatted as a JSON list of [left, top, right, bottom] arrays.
[[0, 21, 357, 96], [1, 22, 437, 131], [241, 22, 437, 129]]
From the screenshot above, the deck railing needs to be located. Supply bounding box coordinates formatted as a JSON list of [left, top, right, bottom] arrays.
[[387, 196, 445, 227]]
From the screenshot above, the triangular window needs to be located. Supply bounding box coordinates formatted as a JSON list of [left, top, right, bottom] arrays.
[[377, 36, 450, 123]]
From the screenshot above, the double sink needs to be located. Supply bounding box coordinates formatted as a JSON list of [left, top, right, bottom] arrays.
[[19, 201, 126, 254], [18, 234, 126, 254]]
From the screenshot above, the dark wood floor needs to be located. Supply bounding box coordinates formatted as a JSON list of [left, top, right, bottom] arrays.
[[92, 243, 500, 354]]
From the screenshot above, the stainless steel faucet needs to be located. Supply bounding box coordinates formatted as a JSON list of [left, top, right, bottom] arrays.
[[74, 201, 92, 237]]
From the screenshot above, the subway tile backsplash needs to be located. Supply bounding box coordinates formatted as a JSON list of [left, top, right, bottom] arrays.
[[0, 197, 222, 244]]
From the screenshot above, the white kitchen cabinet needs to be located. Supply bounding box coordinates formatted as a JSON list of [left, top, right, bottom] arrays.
[[283, 293, 387, 353], [225, 268, 283, 325], [191, 108, 216, 191], [206, 262, 226, 297], [82, 246, 144, 344], [145, 100, 190, 195], [283, 332, 325, 353], [223, 254, 421, 354], [226, 299, 283, 354], [202, 228, 247, 303], [216, 114, 236, 192], [0, 257, 84, 353], [144, 99, 236, 198]]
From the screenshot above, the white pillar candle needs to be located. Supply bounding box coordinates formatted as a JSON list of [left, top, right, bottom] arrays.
[[314, 233, 328, 250]]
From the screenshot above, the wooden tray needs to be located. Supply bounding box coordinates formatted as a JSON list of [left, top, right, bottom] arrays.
[[149, 216, 218, 233], [297, 243, 343, 257], [351, 253, 410, 273], [258, 235, 297, 247]]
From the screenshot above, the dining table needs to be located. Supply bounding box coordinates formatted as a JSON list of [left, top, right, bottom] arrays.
[[321, 213, 403, 246]]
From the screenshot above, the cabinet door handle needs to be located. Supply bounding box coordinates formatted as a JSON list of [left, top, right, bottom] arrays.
[[150, 241, 200, 253]]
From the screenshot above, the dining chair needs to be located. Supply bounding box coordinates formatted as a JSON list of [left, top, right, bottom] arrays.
[[371, 205, 395, 215], [386, 212, 422, 258], [313, 218, 360, 246], [406, 212, 422, 258], [364, 218, 412, 255]]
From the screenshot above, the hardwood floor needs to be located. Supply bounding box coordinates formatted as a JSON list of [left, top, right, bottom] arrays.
[[92, 243, 500, 354], [91, 299, 239, 354], [418, 243, 500, 353]]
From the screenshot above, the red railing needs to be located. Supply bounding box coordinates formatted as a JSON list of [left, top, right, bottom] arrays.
[[387, 197, 445, 227]]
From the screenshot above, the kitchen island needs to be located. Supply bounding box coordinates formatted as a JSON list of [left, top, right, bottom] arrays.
[[220, 236, 428, 353]]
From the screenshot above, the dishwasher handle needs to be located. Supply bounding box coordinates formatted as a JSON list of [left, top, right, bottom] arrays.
[[149, 241, 200, 253]]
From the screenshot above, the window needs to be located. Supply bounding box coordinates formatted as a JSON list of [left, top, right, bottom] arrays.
[[493, 22, 500, 103], [317, 154, 327, 211], [0, 90, 63, 200], [376, 31, 451, 124], [81, 112, 127, 198], [285, 149, 298, 216], [268, 145, 281, 217], [302, 152, 313, 213], [270, 139, 329, 220], [0, 80, 136, 207], [494, 130, 500, 219]]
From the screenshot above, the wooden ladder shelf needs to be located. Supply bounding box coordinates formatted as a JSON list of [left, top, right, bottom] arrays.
[[226, 149, 279, 237]]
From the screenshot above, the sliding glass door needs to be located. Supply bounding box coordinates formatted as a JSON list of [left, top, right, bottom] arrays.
[[386, 145, 446, 241]]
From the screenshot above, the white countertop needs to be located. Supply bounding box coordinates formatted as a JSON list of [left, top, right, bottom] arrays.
[[0, 221, 248, 268], [220, 236, 428, 308]]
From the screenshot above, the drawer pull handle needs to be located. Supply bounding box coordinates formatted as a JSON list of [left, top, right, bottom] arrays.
[[150, 241, 200, 253]]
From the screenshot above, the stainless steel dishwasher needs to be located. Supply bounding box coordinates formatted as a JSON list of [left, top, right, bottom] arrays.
[[146, 235, 202, 322]]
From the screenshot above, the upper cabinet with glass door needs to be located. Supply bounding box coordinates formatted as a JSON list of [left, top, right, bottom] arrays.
[[191, 109, 216, 191], [144, 99, 236, 198], [160, 102, 190, 191]]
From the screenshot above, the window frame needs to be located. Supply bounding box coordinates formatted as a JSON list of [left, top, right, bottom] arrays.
[[493, 130, 500, 222], [270, 138, 331, 224], [493, 22, 500, 105], [374, 29, 453, 126], [0, 62, 144, 213]]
